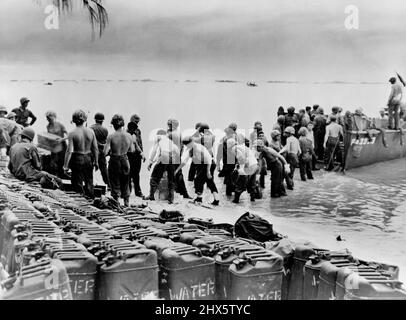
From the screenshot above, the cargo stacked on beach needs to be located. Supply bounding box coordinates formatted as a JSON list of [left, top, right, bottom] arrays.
[[1, 179, 406, 300]]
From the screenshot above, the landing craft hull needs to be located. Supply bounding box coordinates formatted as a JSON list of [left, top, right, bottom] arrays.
[[345, 130, 406, 169]]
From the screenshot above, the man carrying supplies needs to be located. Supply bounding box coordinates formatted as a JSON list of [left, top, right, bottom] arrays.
[[227, 139, 259, 203], [9, 128, 62, 188], [255, 139, 289, 198], [143, 129, 179, 204], [176, 136, 220, 206]]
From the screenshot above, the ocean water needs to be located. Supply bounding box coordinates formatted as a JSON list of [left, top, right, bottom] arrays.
[[1, 80, 406, 282]]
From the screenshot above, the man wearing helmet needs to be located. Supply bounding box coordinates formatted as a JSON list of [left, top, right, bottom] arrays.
[[127, 114, 146, 197], [255, 139, 289, 198], [91, 112, 110, 188], [8, 128, 61, 188], [63, 109, 99, 198], [104, 114, 134, 207], [11, 97, 37, 127], [279, 126, 301, 189]]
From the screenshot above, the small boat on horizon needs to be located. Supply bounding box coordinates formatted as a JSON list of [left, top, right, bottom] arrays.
[[247, 81, 258, 87]]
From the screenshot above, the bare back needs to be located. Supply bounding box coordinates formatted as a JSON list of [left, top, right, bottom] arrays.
[[107, 131, 133, 156], [70, 126, 96, 154]]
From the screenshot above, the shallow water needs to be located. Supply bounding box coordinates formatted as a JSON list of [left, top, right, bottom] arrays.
[[143, 158, 406, 283]]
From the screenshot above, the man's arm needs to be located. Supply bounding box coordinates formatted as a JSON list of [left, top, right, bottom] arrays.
[[279, 139, 290, 154], [29, 111, 37, 126], [63, 133, 74, 170], [91, 131, 99, 169], [235, 148, 245, 166], [324, 126, 330, 148], [9, 123, 20, 146], [132, 134, 143, 154], [297, 139, 302, 156], [175, 149, 192, 174], [388, 86, 395, 105], [216, 138, 223, 167], [30, 147, 42, 170], [103, 135, 111, 157], [268, 147, 288, 165]]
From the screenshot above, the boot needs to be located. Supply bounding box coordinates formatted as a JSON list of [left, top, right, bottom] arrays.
[[250, 193, 256, 202], [232, 192, 241, 204], [211, 199, 219, 206], [193, 197, 203, 203], [124, 197, 129, 207], [183, 193, 192, 199]]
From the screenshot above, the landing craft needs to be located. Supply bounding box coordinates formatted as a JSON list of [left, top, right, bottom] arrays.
[[246, 82, 258, 87]]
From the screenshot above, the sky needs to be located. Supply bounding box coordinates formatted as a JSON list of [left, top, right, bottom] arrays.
[[1, 0, 406, 81]]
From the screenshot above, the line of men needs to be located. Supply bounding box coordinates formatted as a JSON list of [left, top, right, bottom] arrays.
[[2, 102, 387, 208], [1, 104, 319, 206], [0, 103, 363, 208]]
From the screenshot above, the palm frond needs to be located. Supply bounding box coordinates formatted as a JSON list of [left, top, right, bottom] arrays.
[[83, 0, 108, 39], [43, 0, 109, 39]]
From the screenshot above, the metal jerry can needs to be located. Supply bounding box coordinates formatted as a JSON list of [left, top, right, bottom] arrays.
[[179, 229, 208, 244], [53, 251, 98, 300], [0, 258, 72, 300], [336, 265, 406, 300], [159, 245, 215, 300], [98, 248, 159, 300], [0, 209, 20, 257], [214, 241, 263, 300], [191, 235, 226, 257], [144, 237, 187, 261], [1, 225, 30, 274], [303, 250, 353, 300], [227, 249, 284, 300], [287, 245, 328, 300], [317, 260, 359, 300]]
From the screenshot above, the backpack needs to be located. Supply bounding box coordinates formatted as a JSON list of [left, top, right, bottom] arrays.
[[234, 212, 281, 242]]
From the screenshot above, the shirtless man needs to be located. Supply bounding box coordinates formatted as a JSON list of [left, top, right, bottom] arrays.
[[104, 114, 134, 207], [63, 109, 99, 198], [387, 77, 403, 130], [323, 115, 343, 171]]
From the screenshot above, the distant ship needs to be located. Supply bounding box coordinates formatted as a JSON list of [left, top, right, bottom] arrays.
[[246, 82, 258, 87], [44, 82, 53, 86]]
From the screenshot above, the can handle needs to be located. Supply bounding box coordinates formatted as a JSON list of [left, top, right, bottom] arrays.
[[171, 247, 202, 257], [366, 279, 403, 288]]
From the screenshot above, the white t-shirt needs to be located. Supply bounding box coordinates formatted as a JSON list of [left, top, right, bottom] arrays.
[[235, 145, 258, 175]]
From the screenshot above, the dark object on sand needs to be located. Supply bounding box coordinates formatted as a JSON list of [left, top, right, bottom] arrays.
[[336, 235, 343, 241], [159, 210, 184, 222], [234, 212, 281, 242]]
